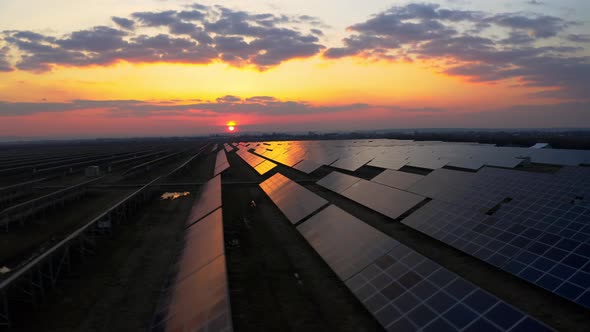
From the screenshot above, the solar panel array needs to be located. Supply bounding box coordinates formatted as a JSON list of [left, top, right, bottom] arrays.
[[372, 169, 424, 190], [298, 205, 398, 280], [235, 149, 277, 175], [214, 150, 230, 176], [153, 184, 232, 331], [186, 175, 222, 226], [297, 205, 552, 331], [224, 143, 234, 152], [318, 171, 425, 220], [240, 139, 590, 173], [402, 166, 590, 308], [259, 173, 328, 224]]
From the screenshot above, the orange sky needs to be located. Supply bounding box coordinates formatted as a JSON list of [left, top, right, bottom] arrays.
[[0, 1, 588, 137]]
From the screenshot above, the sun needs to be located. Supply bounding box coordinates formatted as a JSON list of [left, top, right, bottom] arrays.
[[226, 121, 237, 133]]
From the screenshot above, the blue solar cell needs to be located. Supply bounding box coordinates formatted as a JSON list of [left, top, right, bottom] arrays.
[[393, 291, 420, 312], [413, 260, 439, 277], [365, 292, 388, 312], [388, 317, 415, 332], [531, 257, 554, 271], [520, 267, 544, 283], [380, 282, 405, 301], [538, 233, 560, 245], [485, 303, 523, 330], [569, 271, 590, 288], [411, 280, 438, 300], [510, 317, 554, 332], [537, 274, 563, 291], [398, 271, 422, 288], [372, 273, 393, 290], [463, 318, 502, 332], [556, 239, 581, 251], [574, 243, 590, 258], [515, 251, 537, 265], [562, 254, 589, 269], [407, 304, 437, 326], [423, 318, 456, 332], [505, 261, 526, 274], [374, 305, 401, 327], [578, 291, 590, 308], [556, 282, 585, 301], [426, 291, 456, 314], [463, 289, 497, 313], [444, 303, 478, 329], [428, 269, 456, 287], [548, 263, 577, 280], [445, 278, 476, 300]]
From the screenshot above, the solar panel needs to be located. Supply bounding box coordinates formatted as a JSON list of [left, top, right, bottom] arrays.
[[294, 204, 552, 331], [254, 160, 277, 175], [367, 156, 408, 170], [259, 173, 329, 224], [297, 205, 398, 280], [186, 175, 222, 225], [347, 244, 553, 331], [406, 157, 449, 170], [317, 171, 362, 194], [341, 180, 425, 220], [176, 208, 225, 282], [330, 155, 374, 172], [293, 159, 323, 174], [235, 149, 266, 168], [446, 157, 485, 170], [224, 143, 234, 152], [159, 255, 233, 332], [403, 197, 590, 309], [372, 170, 424, 190], [214, 150, 230, 176]]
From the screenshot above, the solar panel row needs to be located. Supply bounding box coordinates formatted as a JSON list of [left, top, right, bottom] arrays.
[[153, 180, 232, 332], [224, 143, 234, 152], [241, 139, 590, 171], [235, 149, 277, 175], [402, 167, 590, 309], [297, 205, 552, 331], [318, 171, 425, 220], [186, 175, 222, 226], [214, 150, 230, 176], [259, 173, 329, 224]]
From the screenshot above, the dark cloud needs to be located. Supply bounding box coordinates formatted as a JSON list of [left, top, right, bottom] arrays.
[[1, 3, 325, 71], [489, 13, 569, 38], [567, 34, 590, 43], [112, 17, 135, 30], [325, 3, 589, 101], [0, 97, 368, 117], [0, 47, 12, 72]]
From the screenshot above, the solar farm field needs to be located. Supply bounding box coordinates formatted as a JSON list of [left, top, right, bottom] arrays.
[[1, 138, 589, 332]]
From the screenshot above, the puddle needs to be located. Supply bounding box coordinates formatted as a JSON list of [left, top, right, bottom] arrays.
[[160, 192, 191, 200]]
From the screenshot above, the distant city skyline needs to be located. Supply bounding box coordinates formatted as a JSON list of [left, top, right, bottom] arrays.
[[0, 0, 589, 137]]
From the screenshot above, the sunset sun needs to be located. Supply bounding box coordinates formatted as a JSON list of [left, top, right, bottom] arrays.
[[227, 121, 237, 132]]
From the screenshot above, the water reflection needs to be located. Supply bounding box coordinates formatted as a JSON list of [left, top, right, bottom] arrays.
[[160, 192, 191, 200]]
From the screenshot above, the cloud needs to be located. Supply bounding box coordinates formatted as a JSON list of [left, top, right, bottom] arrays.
[[324, 3, 589, 101], [1, 97, 588, 129], [567, 34, 590, 43], [1, 3, 325, 72], [0, 97, 369, 117], [112, 17, 135, 30], [0, 46, 12, 72]]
